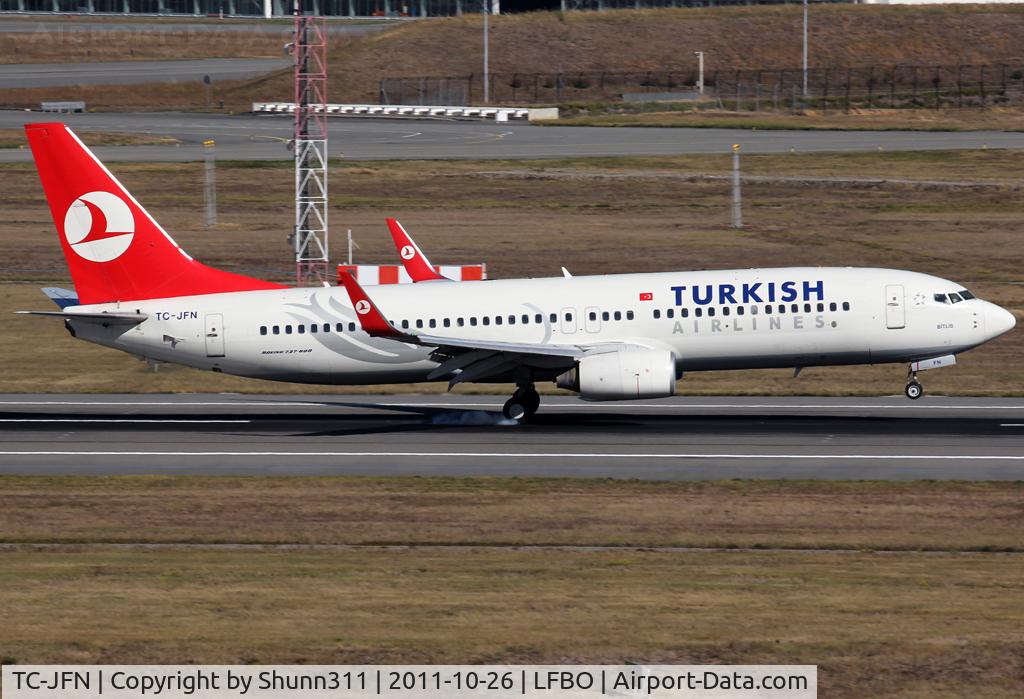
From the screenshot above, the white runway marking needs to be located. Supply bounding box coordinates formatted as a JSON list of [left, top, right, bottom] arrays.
[[0, 419, 250, 424], [0, 451, 1021, 460]]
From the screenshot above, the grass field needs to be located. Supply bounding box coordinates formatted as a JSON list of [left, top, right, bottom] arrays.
[[555, 107, 1024, 132], [0, 149, 1020, 395], [6, 6, 1024, 113], [1, 477, 1022, 698]]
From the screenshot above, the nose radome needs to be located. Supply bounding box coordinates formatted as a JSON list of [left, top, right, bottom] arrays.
[[989, 305, 1017, 338]]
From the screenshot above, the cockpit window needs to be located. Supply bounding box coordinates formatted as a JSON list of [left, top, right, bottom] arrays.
[[959, 289, 975, 300], [948, 292, 963, 304], [934, 294, 948, 304]]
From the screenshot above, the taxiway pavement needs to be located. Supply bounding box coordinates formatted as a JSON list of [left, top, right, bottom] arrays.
[[0, 394, 1021, 480], [2, 112, 1023, 162]]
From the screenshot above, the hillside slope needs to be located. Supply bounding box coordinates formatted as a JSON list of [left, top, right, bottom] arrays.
[[289, 4, 1024, 104]]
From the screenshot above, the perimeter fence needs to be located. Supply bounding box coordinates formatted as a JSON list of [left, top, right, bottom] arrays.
[[380, 62, 1024, 110]]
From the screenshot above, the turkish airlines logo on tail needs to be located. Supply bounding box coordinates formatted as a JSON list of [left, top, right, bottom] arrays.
[[62, 191, 135, 263], [400, 245, 416, 260], [354, 300, 371, 315]]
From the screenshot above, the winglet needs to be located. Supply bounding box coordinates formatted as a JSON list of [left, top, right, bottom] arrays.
[[337, 269, 407, 339], [386, 218, 448, 282]]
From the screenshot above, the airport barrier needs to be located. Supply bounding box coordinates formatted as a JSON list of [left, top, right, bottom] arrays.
[[41, 101, 86, 113], [253, 102, 558, 121], [338, 263, 487, 285]]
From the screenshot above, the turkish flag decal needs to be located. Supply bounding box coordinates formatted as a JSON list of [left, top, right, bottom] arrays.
[[639, 292, 654, 301]]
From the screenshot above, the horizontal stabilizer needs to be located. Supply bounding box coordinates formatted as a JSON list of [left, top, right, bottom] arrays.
[[16, 310, 148, 325]]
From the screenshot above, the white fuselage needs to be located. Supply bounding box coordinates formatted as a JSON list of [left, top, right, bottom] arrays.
[[65, 267, 1012, 386]]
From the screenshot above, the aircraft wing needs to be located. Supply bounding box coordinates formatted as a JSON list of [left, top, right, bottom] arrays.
[[337, 270, 621, 387], [386, 218, 449, 282]]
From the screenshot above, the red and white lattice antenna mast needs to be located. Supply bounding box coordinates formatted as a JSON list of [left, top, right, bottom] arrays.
[[293, 0, 329, 286]]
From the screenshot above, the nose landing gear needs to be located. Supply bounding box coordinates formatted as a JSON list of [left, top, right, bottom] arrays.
[[503, 383, 540, 421], [905, 368, 923, 400]]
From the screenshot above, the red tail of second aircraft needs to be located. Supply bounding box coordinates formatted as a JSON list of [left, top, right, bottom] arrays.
[[25, 123, 284, 305]]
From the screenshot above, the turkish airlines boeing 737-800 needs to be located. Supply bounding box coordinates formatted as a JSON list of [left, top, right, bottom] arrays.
[[19, 123, 1016, 420]]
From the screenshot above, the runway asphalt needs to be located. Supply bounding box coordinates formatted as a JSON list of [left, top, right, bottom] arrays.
[[0, 18, 392, 34], [3, 111, 1023, 162], [0, 58, 290, 89], [1, 394, 1022, 480]]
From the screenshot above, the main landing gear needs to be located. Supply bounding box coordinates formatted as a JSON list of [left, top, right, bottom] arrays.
[[905, 367, 923, 400], [503, 383, 540, 421]]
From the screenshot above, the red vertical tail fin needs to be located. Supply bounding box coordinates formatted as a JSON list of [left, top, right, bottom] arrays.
[[25, 123, 285, 304]]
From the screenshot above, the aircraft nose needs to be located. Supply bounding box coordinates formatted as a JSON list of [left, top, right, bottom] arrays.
[[988, 304, 1017, 339]]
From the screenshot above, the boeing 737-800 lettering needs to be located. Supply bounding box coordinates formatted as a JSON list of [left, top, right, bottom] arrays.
[[18, 123, 1016, 420]]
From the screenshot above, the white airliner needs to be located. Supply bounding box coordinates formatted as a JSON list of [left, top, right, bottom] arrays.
[[20, 123, 1016, 420]]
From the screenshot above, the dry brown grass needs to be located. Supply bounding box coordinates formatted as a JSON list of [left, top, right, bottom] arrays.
[[0, 476, 1022, 551], [0, 149, 1020, 395], [0, 28, 283, 65], [1, 545, 1022, 698], [5, 6, 1024, 110], [557, 107, 1024, 132]]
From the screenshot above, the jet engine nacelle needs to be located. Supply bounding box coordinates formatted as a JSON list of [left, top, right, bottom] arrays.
[[556, 349, 678, 401]]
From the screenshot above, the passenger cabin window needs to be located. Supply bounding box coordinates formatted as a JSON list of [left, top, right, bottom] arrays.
[[708, 308, 716, 317], [483, 317, 490, 326], [765, 305, 772, 314], [816, 303, 824, 312], [695, 308, 703, 318], [804, 303, 812, 313], [285, 325, 293, 334], [778, 305, 786, 315], [260, 326, 267, 336], [401, 320, 410, 329], [750, 306, 758, 316], [613, 311, 622, 321], [470, 317, 478, 326], [829, 302, 837, 311], [626, 310, 634, 320], [310, 324, 317, 334], [681, 308, 689, 318], [457, 318, 465, 327], [416, 319, 424, 329], [443, 319, 451, 328], [348, 322, 356, 332], [602, 311, 610, 321], [323, 323, 330, 333], [736, 306, 744, 316], [842, 302, 851, 311], [508, 315, 516, 325], [589, 311, 597, 321], [722, 307, 730, 317], [653, 309, 661, 319], [549, 313, 557, 323], [564, 312, 573, 322], [429, 319, 437, 329], [534, 314, 542, 323], [791, 304, 799, 313], [273, 326, 280, 335], [667, 309, 675, 319]]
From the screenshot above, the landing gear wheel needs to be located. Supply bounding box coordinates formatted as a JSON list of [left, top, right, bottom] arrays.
[[505, 385, 540, 422], [503, 397, 529, 421], [905, 381, 923, 400]]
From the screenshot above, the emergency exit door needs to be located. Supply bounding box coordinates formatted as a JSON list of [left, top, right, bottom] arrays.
[[205, 313, 225, 357], [885, 285, 905, 329]]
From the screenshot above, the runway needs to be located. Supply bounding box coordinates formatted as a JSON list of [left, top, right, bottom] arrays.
[[2, 111, 1023, 162], [1, 394, 1022, 479]]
